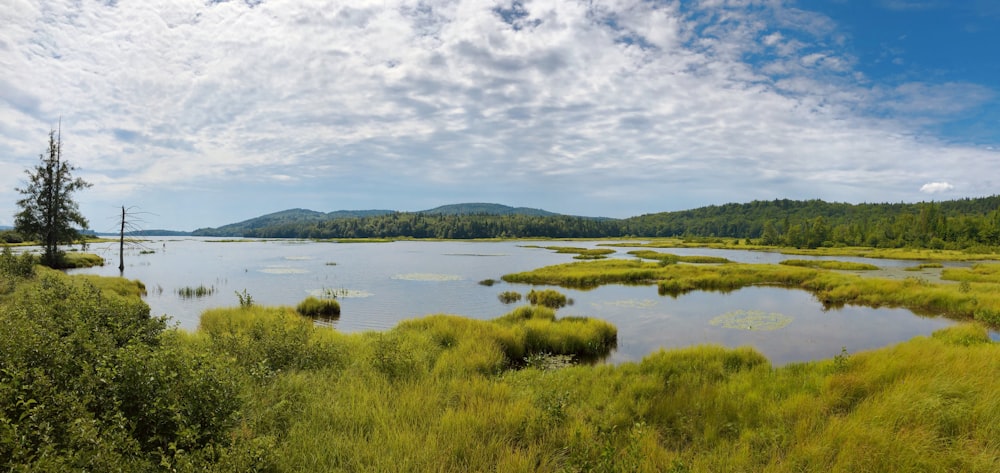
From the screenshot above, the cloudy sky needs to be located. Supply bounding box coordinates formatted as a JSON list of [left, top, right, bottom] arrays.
[[1, 0, 997, 231]]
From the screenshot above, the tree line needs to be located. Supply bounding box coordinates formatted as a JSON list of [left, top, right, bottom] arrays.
[[192, 197, 1000, 250]]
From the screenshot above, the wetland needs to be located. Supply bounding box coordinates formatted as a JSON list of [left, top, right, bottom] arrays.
[[66, 237, 991, 365]]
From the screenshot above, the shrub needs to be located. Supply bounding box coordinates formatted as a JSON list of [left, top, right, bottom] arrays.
[[0, 271, 242, 470], [498, 290, 522, 304], [526, 288, 570, 309], [296, 296, 341, 318]]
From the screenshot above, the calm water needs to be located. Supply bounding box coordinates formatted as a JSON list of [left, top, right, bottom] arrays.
[[66, 238, 966, 365]]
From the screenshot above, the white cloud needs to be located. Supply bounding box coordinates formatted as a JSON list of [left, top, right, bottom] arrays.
[[920, 182, 955, 194], [0, 0, 996, 228]]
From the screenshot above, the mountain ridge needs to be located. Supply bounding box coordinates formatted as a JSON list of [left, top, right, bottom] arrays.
[[191, 203, 558, 237]]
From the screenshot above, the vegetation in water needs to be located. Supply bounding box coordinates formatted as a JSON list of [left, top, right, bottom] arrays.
[[177, 284, 216, 299], [295, 296, 341, 318], [498, 290, 522, 304], [478, 278, 496, 286], [526, 288, 572, 309], [710, 309, 795, 331], [628, 249, 732, 264], [536, 246, 618, 259], [779, 259, 880, 270], [235, 288, 254, 308], [905, 262, 945, 271]]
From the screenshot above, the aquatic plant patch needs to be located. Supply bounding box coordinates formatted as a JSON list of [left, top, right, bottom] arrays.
[[308, 288, 373, 298], [710, 309, 794, 331], [391, 273, 463, 281], [590, 299, 659, 310], [779, 259, 879, 270]]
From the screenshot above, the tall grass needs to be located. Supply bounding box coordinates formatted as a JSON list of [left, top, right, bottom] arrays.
[[780, 259, 880, 270]]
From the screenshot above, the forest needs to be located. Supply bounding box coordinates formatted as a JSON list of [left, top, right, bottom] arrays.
[[192, 196, 1000, 250]]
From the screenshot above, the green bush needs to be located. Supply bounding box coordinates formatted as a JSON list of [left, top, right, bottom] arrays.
[[296, 296, 341, 318], [0, 271, 243, 470]]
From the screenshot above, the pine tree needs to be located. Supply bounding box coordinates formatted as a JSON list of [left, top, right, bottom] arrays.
[[14, 127, 92, 268]]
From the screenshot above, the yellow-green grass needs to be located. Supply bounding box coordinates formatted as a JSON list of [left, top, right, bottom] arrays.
[[779, 259, 880, 270], [628, 249, 732, 264], [231, 313, 1000, 472], [63, 252, 105, 268], [503, 259, 1000, 325], [906, 262, 945, 271], [295, 296, 341, 318]]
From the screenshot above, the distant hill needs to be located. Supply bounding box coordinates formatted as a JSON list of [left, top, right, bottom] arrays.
[[420, 203, 558, 217], [192, 208, 395, 237], [186, 196, 1000, 249], [192, 203, 568, 237]]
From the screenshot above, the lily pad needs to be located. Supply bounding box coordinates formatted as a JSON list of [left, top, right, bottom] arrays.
[[709, 310, 793, 331]]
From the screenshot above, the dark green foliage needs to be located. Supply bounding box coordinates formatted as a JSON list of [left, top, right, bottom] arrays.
[[0, 272, 243, 470], [14, 130, 92, 268], [526, 288, 570, 309], [189, 196, 1000, 251], [498, 290, 522, 304], [0, 230, 25, 244], [295, 296, 341, 318]]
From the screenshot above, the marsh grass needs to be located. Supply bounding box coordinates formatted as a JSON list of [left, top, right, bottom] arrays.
[[779, 259, 880, 270], [295, 296, 341, 318], [905, 262, 944, 271], [531, 246, 618, 259], [176, 284, 216, 298], [63, 252, 105, 268], [629, 249, 732, 265]]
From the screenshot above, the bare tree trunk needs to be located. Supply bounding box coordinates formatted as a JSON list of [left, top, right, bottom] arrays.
[[119, 205, 125, 273]]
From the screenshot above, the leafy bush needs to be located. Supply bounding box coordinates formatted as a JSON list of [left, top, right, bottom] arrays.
[[296, 296, 341, 318], [0, 271, 244, 470], [0, 247, 35, 295]]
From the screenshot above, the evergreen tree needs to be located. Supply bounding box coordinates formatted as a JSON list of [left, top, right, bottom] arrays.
[[14, 128, 92, 268]]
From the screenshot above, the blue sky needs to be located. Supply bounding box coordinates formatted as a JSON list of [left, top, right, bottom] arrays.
[[1, 0, 997, 231]]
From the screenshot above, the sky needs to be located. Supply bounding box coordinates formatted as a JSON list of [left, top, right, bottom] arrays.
[[1, 0, 998, 231]]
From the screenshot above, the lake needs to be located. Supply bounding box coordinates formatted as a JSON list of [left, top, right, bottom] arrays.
[[66, 238, 969, 365]]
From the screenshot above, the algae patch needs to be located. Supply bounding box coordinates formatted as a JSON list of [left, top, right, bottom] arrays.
[[710, 309, 793, 331], [591, 299, 659, 310]]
